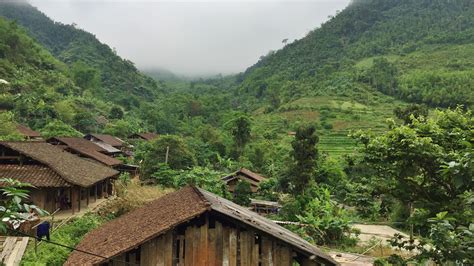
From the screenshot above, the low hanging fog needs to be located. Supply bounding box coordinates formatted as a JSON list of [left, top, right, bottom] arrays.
[[29, 0, 351, 77]]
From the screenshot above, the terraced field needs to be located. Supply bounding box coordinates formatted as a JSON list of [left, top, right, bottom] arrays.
[[253, 95, 402, 157]]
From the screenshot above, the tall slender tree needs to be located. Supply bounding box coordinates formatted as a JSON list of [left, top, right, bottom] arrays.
[[283, 125, 319, 194]]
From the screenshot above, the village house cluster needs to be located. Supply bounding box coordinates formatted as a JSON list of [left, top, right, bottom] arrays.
[[1, 125, 337, 265]]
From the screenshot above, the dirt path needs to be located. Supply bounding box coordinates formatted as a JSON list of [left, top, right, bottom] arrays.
[[327, 224, 414, 265], [328, 251, 375, 266], [352, 224, 409, 244]]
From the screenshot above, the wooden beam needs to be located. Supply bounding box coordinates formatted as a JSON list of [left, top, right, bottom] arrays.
[[86, 187, 90, 207], [184, 226, 194, 266], [199, 217, 209, 265], [229, 228, 237, 266], [78, 187, 81, 212], [105, 180, 109, 198]]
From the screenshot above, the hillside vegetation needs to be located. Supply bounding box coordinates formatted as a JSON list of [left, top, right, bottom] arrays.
[[0, 1, 161, 108], [0, 17, 114, 131], [239, 0, 474, 108]]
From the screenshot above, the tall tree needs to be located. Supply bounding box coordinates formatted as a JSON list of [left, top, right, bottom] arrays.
[[228, 114, 251, 158], [282, 125, 319, 194]]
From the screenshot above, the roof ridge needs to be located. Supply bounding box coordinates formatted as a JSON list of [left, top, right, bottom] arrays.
[[190, 186, 212, 208]]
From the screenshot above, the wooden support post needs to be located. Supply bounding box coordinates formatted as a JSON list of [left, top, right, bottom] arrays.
[[78, 188, 81, 212], [86, 187, 90, 207], [69, 187, 76, 215], [105, 180, 109, 198]]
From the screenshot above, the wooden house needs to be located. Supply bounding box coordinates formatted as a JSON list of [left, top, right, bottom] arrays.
[[250, 199, 282, 216], [84, 134, 126, 149], [0, 142, 119, 214], [47, 137, 123, 168], [222, 168, 267, 193], [128, 132, 159, 141], [84, 133, 133, 157], [15, 124, 42, 140], [65, 186, 338, 266]]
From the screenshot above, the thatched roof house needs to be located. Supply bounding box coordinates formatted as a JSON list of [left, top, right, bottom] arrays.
[[66, 186, 337, 265]]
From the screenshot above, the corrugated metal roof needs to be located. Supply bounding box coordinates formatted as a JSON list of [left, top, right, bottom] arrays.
[[199, 188, 336, 264], [91, 141, 121, 154], [250, 199, 282, 207], [85, 134, 125, 147]]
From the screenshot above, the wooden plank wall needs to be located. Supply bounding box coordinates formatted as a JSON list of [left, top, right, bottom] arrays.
[[140, 231, 174, 266], [111, 218, 307, 266]]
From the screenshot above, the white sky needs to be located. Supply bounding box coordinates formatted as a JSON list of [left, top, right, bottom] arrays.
[[29, 0, 351, 76]]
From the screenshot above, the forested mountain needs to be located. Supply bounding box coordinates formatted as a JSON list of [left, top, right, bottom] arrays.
[[239, 0, 474, 108], [0, 0, 161, 108], [0, 16, 126, 133]]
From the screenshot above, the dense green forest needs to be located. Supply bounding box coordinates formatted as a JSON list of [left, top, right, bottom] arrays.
[[0, 0, 473, 264], [239, 0, 474, 108], [0, 0, 161, 107]]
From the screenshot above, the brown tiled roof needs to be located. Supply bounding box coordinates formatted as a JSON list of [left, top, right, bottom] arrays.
[[222, 168, 267, 184], [72, 147, 122, 167], [66, 187, 210, 265], [15, 125, 41, 138], [47, 137, 122, 167], [0, 164, 70, 187], [66, 187, 337, 265], [129, 133, 159, 141], [0, 142, 119, 187], [49, 137, 106, 152], [85, 134, 124, 147]]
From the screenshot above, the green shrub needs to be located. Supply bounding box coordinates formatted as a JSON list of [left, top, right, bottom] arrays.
[[21, 214, 108, 265], [151, 164, 229, 198], [232, 180, 252, 206]]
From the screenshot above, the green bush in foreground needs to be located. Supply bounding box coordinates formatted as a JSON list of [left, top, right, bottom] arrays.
[[21, 214, 108, 265]]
